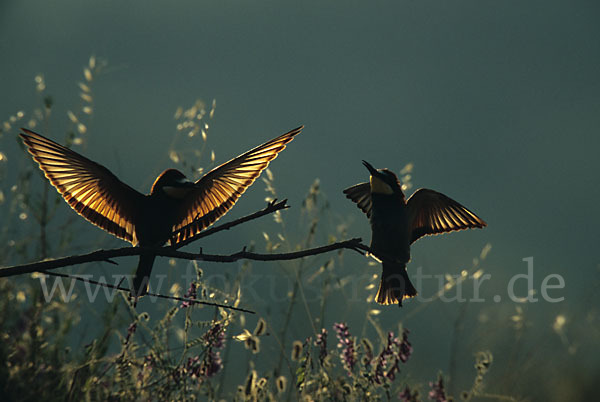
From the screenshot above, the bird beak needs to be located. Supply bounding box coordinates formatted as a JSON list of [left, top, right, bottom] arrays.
[[362, 160, 379, 177]]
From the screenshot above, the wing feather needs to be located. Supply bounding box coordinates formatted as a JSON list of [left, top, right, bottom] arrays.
[[407, 188, 486, 244], [20, 129, 144, 244], [343, 182, 373, 218], [170, 126, 303, 244]]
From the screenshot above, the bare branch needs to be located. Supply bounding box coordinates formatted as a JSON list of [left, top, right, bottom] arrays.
[[0, 199, 289, 278], [0, 238, 367, 278], [171, 199, 290, 249]]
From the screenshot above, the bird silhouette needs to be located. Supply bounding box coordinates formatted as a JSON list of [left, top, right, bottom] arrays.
[[20, 126, 303, 296], [344, 160, 486, 306]]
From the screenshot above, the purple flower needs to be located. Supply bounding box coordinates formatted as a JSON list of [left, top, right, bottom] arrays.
[[185, 356, 200, 376], [206, 323, 225, 349], [334, 322, 357, 376], [373, 329, 411, 384], [399, 328, 412, 363], [200, 323, 226, 377], [180, 282, 198, 308], [183, 323, 226, 381], [387, 358, 400, 381], [428, 376, 448, 402], [314, 328, 328, 365], [201, 348, 223, 378], [374, 331, 398, 384]]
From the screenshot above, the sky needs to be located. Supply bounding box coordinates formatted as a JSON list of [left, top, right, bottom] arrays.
[[1, 1, 599, 400]]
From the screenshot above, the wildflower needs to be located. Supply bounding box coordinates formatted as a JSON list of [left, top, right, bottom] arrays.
[[373, 328, 412, 384], [334, 322, 356, 376], [374, 331, 398, 384], [399, 328, 412, 363], [183, 322, 226, 381], [202, 346, 223, 378], [201, 323, 226, 377], [314, 328, 328, 365], [428, 375, 448, 402], [184, 355, 202, 379], [387, 358, 400, 381], [180, 282, 198, 308]]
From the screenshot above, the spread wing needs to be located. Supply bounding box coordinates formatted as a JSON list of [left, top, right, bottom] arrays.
[[20, 129, 143, 245], [343, 182, 372, 218], [170, 126, 303, 244], [407, 188, 486, 244]]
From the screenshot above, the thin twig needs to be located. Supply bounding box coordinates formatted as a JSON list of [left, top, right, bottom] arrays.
[[171, 199, 290, 249], [0, 238, 366, 278], [43, 271, 255, 313]]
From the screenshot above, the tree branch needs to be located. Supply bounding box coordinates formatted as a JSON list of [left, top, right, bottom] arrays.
[[171, 198, 290, 249], [0, 199, 289, 278], [0, 238, 367, 278]]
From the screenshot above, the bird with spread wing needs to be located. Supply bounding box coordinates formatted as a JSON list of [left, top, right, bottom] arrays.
[[20, 126, 303, 296], [344, 160, 486, 306]]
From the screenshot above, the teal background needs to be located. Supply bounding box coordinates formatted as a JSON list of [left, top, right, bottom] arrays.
[[1, 1, 599, 400]]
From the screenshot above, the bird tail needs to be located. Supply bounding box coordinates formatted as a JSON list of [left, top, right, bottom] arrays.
[[132, 253, 156, 297], [375, 262, 417, 306]]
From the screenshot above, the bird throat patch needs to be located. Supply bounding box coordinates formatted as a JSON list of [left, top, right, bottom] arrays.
[[370, 175, 394, 195], [163, 186, 194, 199]]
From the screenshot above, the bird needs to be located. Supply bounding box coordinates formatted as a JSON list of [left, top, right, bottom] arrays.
[[344, 160, 486, 306], [20, 125, 303, 296]]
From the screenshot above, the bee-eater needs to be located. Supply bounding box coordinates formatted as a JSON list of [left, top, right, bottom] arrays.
[[344, 160, 486, 306], [20, 126, 303, 296]]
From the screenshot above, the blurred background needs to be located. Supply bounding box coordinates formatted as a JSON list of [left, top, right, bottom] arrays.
[[1, 1, 599, 400]]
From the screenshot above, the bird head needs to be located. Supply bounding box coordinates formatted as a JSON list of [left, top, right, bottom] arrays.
[[362, 160, 403, 195], [151, 169, 196, 198]]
